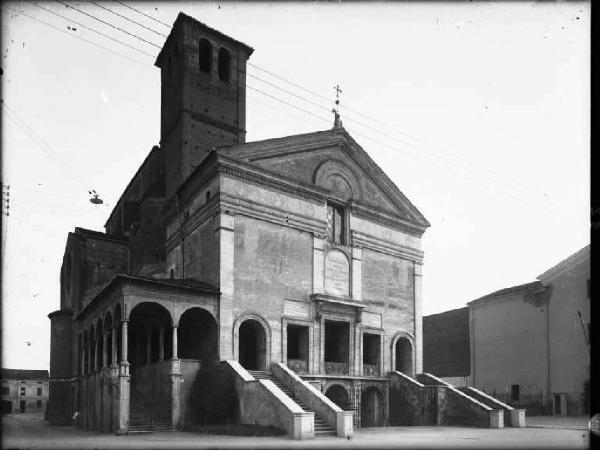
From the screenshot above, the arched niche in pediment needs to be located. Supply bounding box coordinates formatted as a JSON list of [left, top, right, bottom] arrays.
[[313, 160, 362, 202]]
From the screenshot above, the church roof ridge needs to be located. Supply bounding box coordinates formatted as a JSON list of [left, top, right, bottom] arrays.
[[217, 127, 341, 154], [215, 125, 430, 229]]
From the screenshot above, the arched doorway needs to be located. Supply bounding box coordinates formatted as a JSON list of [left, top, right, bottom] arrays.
[[238, 319, 267, 370], [361, 386, 384, 427], [325, 385, 352, 410], [178, 308, 218, 361], [395, 336, 413, 375]]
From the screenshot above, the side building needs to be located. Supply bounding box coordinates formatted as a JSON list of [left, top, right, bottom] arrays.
[[1, 369, 49, 415], [424, 245, 590, 416]]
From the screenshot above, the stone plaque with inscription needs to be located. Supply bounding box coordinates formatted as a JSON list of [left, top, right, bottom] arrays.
[[324, 249, 350, 296]]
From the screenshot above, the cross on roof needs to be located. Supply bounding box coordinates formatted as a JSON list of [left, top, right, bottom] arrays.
[[332, 84, 343, 128]]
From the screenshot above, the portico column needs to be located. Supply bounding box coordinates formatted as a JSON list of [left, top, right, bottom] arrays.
[[172, 326, 178, 359], [117, 320, 130, 435], [120, 321, 129, 369], [111, 327, 118, 367], [170, 325, 181, 428], [80, 342, 85, 376], [158, 327, 165, 361], [102, 332, 108, 369]]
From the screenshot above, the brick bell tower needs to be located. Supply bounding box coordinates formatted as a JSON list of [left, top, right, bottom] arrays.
[[155, 13, 254, 199]]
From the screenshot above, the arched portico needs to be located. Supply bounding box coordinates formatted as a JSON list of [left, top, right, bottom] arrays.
[[178, 307, 218, 361], [128, 302, 173, 371]]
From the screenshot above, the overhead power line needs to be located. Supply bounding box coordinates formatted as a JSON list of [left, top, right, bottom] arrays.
[[16, 4, 587, 223], [30, 3, 156, 58], [112, 3, 586, 214], [88, 1, 168, 38], [54, 0, 161, 49], [113, 1, 172, 29], [1, 100, 96, 193]]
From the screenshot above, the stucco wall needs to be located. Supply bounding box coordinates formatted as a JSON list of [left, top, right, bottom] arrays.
[[233, 214, 312, 363], [546, 257, 590, 414], [470, 292, 548, 407]]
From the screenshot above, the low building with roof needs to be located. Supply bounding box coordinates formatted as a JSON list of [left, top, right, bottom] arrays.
[[1, 369, 49, 415], [424, 245, 590, 416]]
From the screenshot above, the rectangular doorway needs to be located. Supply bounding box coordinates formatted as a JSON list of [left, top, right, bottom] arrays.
[[362, 333, 381, 376], [324, 320, 350, 375], [287, 324, 309, 373]]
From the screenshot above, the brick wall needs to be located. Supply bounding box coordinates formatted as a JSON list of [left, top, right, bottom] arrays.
[[423, 307, 470, 377]]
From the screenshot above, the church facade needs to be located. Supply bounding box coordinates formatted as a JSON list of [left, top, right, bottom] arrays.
[[48, 13, 433, 436]]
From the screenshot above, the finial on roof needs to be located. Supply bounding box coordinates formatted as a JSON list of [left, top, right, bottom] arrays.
[[332, 84, 343, 128]]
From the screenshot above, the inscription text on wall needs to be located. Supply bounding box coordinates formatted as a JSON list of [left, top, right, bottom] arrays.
[[324, 249, 350, 296]]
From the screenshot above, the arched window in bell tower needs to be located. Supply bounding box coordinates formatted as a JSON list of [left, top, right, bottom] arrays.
[[218, 47, 231, 82], [199, 39, 212, 73]]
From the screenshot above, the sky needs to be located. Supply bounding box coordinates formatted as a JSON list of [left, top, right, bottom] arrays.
[[1, 1, 590, 370]]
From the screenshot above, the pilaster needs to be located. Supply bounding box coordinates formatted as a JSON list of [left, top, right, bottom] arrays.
[[216, 211, 235, 359], [414, 262, 423, 374], [313, 236, 325, 294], [351, 247, 362, 301]]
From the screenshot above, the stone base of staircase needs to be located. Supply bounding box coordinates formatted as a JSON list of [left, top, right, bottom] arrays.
[[247, 370, 336, 437]]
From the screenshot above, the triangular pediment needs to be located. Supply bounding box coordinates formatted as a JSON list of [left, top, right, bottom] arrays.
[[219, 127, 430, 229]]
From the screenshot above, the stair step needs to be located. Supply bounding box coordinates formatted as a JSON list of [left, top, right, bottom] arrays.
[[246, 369, 338, 436]]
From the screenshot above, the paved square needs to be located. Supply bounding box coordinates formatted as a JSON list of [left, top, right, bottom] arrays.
[[2, 414, 590, 449]]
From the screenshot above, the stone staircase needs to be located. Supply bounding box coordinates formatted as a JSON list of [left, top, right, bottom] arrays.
[[247, 370, 336, 437], [129, 394, 174, 433]]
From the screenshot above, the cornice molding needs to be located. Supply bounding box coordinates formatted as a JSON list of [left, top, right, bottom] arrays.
[[220, 192, 326, 236], [351, 230, 424, 264], [351, 203, 426, 237], [217, 156, 328, 203], [165, 196, 221, 251]]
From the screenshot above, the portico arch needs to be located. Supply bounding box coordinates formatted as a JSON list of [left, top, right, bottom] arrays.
[[128, 302, 173, 369], [234, 314, 270, 370], [178, 307, 218, 361]]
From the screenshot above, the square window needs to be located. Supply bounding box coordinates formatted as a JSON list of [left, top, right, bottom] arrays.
[[1, 387, 8, 395]]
